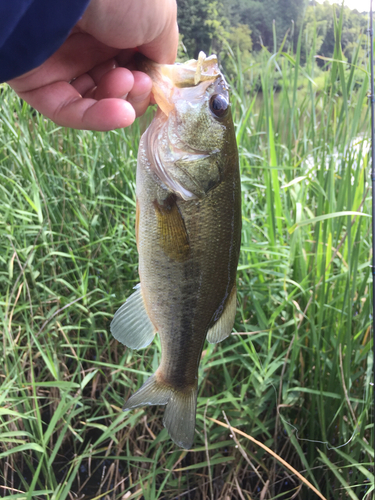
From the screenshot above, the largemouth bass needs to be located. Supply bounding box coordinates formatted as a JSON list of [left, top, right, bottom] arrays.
[[111, 52, 241, 449]]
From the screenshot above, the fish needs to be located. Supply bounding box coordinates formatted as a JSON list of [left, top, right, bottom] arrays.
[[110, 52, 241, 449]]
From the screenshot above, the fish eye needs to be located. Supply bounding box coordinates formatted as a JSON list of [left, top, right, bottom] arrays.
[[209, 94, 229, 118]]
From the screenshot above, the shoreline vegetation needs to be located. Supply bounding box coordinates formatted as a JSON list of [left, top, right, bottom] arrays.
[[0, 1, 374, 499]]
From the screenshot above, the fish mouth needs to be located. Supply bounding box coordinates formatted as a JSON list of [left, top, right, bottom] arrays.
[[137, 52, 221, 116]]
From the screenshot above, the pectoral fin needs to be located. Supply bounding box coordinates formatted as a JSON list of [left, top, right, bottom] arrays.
[[110, 283, 156, 349], [154, 195, 190, 262], [207, 285, 237, 344]]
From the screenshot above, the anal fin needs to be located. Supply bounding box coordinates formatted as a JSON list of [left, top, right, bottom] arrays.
[[207, 284, 237, 344], [123, 373, 170, 408], [110, 283, 156, 349]]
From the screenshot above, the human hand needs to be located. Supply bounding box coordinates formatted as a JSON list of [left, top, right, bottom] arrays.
[[7, 0, 178, 131]]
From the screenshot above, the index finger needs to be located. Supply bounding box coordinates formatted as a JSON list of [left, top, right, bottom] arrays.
[[138, 16, 179, 64], [18, 81, 136, 131]]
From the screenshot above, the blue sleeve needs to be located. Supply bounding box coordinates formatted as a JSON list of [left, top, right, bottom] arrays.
[[0, 0, 91, 82]]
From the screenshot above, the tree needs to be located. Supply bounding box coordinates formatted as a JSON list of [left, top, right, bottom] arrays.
[[177, 0, 213, 57], [302, 1, 367, 66], [227, 23, 253, 56], [204, 1, 230, 54], [238, 0, 308, 51]]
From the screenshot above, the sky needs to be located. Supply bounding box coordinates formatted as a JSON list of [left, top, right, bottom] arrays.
[[315, 0, 371, 11]]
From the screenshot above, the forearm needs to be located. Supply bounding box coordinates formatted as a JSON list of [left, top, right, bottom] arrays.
[[0, 0, 90, 82]]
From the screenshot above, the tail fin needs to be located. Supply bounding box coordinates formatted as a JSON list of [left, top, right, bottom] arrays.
[[123, 373, 198, 449], [163, 385, 198, 449]]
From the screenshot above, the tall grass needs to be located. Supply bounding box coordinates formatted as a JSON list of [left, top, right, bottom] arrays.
[[0, 10, 373, 500]]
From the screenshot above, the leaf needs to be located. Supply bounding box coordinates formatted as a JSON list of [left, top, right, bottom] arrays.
[[0, 443, 44, 459], [289, 211, 370, 233]]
